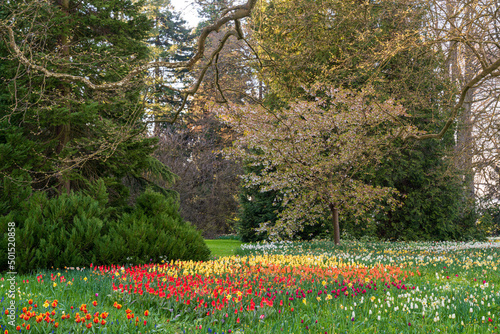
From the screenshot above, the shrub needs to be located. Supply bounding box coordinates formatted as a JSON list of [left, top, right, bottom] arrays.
[[102, 189, 211, 264], [0, 190, 109, 273], [0, 183, 210, 273]]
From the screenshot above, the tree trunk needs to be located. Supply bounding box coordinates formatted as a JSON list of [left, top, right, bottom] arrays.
[[56, 123, 71, 194], [57, 0, 71, 194], [447, 1, 475, 202], [329, 203, 340, 245], [455, 86, 475, 198], [153, 16, 162, 137]]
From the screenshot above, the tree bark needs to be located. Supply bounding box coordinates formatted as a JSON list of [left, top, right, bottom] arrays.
[[445, 0, 475, 204], [455, 85, 475, 198], [57, 0, 71, 194], [449, 1, 476, 202], [329, 203, 340, 245]]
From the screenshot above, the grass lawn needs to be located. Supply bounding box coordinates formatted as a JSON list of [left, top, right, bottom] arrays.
[[204, 239, 243, 258], [1, 239, 500, 333]]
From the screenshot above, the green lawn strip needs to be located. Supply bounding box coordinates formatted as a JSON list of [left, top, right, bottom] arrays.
[[204, 239, 243, 257]]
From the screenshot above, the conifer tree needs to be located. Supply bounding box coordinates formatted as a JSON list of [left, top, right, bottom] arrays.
[[0, 0, 166, 202], [142, 0, 195, 129], [0, 1, 211, 270]]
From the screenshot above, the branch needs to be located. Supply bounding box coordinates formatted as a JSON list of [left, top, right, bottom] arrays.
[[167, 30, 240, 122], [144, 28, 243, 124], [214, 53, 228, 103], [1, 0, 257, 91], [3, 25, 186, 90], [405, 56, 500, 140], [241, 36, 263, 69]]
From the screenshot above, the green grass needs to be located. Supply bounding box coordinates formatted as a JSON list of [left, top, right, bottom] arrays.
[[2, 240, 500, 333], [204, 239, 243, 257]]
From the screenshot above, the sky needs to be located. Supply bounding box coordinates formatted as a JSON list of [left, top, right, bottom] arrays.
[[170, 0, 201, 28]]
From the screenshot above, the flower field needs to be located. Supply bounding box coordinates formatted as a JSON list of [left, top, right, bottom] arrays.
[[1, 240, 499, 333]]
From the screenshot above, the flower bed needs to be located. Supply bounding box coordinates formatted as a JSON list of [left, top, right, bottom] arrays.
[[1, 240, 499, 333]]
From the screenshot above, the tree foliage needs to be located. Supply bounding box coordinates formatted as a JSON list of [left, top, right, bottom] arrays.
[[240, 0, 483, 241], [1, 0, 498, 246], [147, 4, 258, 237], [154, 112, 242, 238], [218, 86, 414, 242], [142, 0, 195, 127], [0, 0, 212, 269], [0, 0, 163, 196]]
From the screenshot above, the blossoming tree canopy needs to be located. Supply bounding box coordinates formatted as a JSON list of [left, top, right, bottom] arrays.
[[217, 86, 416, 243]]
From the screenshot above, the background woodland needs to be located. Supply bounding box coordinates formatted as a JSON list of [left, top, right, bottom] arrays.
[[1, 0, 500, 272]]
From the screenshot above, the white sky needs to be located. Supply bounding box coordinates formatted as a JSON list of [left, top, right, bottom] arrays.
[[170, 0, 201, 28]]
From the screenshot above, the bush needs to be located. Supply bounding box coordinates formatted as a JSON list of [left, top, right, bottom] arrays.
[[0, 190, 110, 273], [479, 207, 500, 237], [0, 183, 210, 273], [102, 189, 210, 264]]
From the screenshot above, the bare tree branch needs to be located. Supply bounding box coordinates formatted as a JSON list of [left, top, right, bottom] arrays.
[[214, 53, 228, 103], [1, 0, 257, 93], [405, 56, 500, 140]]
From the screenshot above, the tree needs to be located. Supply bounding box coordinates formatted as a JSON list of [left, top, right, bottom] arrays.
[[1, 0, 497, 140], [147, 4, 258, 237], [217, 86, 413, 243], [246, 0, 483, 241], [1, 0, 258, 119], [366, 43, 479, 240], [142, 0, 195, 134], [0, 1, 209, 270], [2, 0, 498, 238], [0, 0, 168, 201], [432, 0, 500, 210], [237, 165, 282, 242], [154, 112, 242, 238], [0, 0, 258, 199]]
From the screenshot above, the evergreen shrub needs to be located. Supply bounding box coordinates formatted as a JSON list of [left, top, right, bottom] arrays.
[[479, 207, 500, 237], [0, 183, 210, 273]]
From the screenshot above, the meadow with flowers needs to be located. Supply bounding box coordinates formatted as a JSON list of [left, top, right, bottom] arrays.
[[1, 239, 499, 333]]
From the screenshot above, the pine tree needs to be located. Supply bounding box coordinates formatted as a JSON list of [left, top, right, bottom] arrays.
[[0, 0, 161, 202], [142, 0, 195, 129], [0, 1, 212, 271], [364, 47, 479, 241]]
